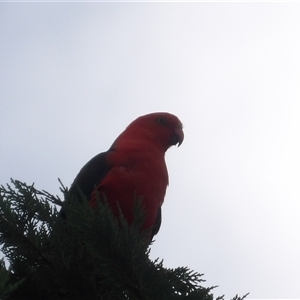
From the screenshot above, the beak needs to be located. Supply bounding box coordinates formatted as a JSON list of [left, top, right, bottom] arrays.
[[173, 127, 184, 147]]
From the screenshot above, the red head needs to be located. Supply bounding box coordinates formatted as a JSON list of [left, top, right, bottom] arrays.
[[113, 112, 184, 153]]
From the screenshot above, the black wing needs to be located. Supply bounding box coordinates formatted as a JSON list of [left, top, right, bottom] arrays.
[[151, 206, 162, 239], [68, 150, 113, 201], [60, 151, 112, 219]]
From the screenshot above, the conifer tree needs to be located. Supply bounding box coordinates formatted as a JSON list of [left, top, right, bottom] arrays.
[[0, 179, 248, 300]]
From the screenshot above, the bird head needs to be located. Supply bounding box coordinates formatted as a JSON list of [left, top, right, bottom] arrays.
[[114, 112, 184, 152]]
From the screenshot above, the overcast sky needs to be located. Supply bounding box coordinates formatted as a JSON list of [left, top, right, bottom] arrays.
[[1, 3, 300, 299]]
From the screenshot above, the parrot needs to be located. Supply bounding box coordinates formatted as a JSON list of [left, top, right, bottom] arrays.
[[67, 112, 184, 240]]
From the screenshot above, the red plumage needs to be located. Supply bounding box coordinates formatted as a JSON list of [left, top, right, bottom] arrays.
[[69, 112, 184, 239]]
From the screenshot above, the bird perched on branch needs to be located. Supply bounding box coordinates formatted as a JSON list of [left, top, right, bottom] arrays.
[[67, 112, 184, 240]]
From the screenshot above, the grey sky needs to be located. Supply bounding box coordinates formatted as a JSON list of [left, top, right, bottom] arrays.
[[1, 3, 300, 299]]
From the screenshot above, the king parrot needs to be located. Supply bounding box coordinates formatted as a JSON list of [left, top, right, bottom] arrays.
[[67, 112, 184, 240]]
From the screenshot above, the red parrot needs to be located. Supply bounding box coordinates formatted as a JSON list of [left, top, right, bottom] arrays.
[[68, 112, 184, 239]]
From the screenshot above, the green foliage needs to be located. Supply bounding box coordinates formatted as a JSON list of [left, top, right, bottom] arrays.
[[0, 179, 249, 300]]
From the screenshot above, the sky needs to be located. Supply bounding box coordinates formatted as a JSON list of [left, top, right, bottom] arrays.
[[1, 2, 300, 299]]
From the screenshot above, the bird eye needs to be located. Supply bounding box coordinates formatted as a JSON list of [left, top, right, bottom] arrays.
[[157, 116, 167, 124]]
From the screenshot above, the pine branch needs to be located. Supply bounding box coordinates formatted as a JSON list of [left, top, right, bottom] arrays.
[[0, 179, 249, 300], [0, 180, 55, 266]]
